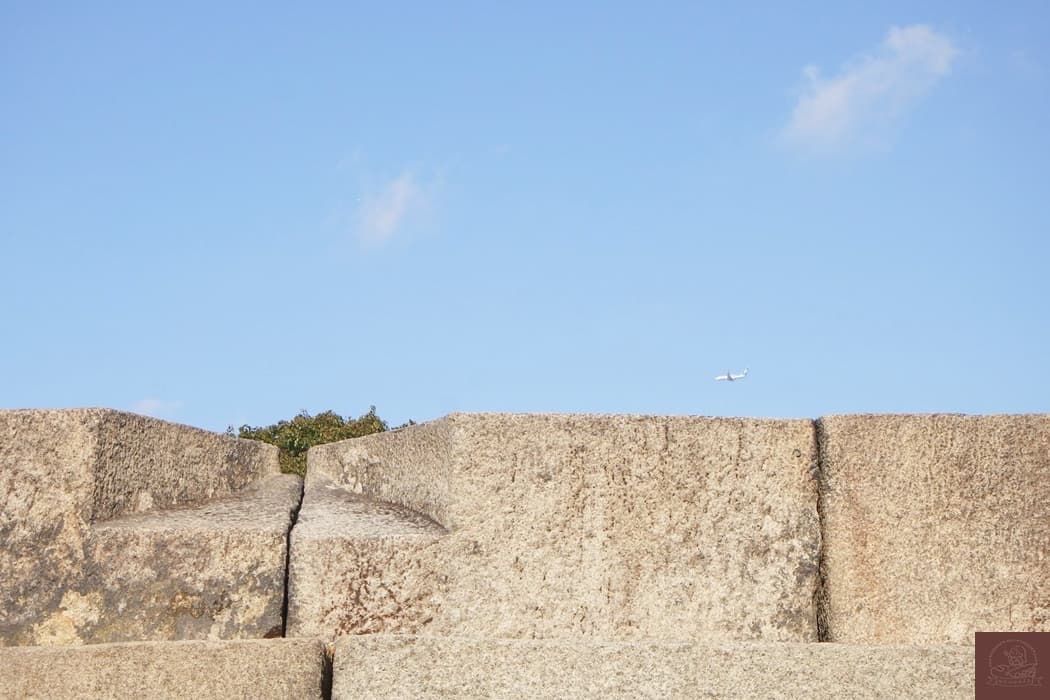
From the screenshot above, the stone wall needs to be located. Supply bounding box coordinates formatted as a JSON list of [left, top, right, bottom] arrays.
[[819, 414, 1050, 643], [0, 409, 297, 646], [2, 409, 1048, 697], [294, 414, 820, 642]]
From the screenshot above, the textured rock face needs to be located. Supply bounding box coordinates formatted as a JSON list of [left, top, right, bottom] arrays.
[[295, 413, 820, 641], [1, 411, 97, 646], [287, 478, 447, 638], [7, 408, 1048, 694], [819, 414, 1050, 644], [0, 638, 327, 699], [77, 475, 301, 643], [332, 635, 974, 700], [0, 408, 293, 646]]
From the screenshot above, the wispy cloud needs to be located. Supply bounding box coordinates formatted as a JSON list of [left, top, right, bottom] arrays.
[[357, 170, 429, 245], [132, 398, 184, 417], [782, 25, 958, 153]]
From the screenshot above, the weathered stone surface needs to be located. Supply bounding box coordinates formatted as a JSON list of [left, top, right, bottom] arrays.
[[76, 474, 300, 643], [819, 414, 1050, 644], [287, 478, 447, 638], [332, 635, 973, 699], [0, 408, 288, 646], [296, 413, 820, 641], [0, 638, 326, 699]]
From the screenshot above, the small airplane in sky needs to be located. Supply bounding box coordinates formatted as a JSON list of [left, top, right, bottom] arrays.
[[714, 368, 749, 382]]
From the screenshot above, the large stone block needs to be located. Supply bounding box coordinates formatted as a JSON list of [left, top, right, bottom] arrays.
[[292, 413, 820, 641], [332, 635, 973, 699], [76, 474, 301, 643], [0, 638, 327, 699], [819, 414, 1050, 644], [0, 408, 296, 645]]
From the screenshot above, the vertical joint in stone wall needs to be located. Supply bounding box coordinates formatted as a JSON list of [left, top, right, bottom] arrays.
[[281, 478, 305, 637], [812, 417, 831, 642], [321, 641, 335, 700]]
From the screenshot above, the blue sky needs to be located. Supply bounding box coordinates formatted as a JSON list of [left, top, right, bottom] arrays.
[[3, 2, 1048, 432]]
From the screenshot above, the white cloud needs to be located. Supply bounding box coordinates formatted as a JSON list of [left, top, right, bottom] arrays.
[[132, 398, 183, 417], [357, 170, 427, 245], [782, 25, 958, 153]]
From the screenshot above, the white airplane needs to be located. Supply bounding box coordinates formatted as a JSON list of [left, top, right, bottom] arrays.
[[714, 368, 748, 382]]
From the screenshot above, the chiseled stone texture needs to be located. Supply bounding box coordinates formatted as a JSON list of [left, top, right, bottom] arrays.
[[819, 414, 1050, 644], [333, 635, 973, 699], [0, 408, 288, 646], [298, 413, 820, 641], [287, 478, 447, 638], [78, 475, 301, 643], [0, 638, 326, 700]]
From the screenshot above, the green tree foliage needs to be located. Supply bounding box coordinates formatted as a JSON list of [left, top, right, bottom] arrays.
[[233, 407, 388, 476]]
